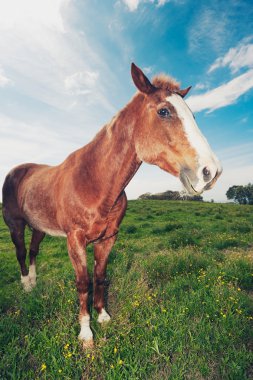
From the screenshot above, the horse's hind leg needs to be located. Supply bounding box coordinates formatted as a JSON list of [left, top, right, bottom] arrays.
[[29, 229, 45, 288], [9, 219, 31, 291]]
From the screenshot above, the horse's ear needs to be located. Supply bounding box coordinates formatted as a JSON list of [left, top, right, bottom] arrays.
[[177, 86, 192, 98], [131, 63, 156, 94]]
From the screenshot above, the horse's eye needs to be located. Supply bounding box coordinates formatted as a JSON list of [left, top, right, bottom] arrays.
[[157, 108, 170, 118]]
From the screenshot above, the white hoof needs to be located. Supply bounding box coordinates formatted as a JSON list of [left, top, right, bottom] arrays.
[[29, 276, 36, 287], [79, 315, 93, 348], [29, 265, 37, 287], [97, 308, 111, 324], [21, 275, 33, 292]]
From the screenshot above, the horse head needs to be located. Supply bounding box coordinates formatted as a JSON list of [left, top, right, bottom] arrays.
[[131, 63, 222, 195]]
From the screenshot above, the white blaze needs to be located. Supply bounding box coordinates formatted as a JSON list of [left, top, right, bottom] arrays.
[[166, 94, 221, 192]]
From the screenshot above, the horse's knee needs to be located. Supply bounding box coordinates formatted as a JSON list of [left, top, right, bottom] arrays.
[[76, 279, 89, 294], [95, 277, 106, 286]]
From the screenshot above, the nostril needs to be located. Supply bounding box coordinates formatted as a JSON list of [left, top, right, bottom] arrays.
[[202, 166, 211, 181]]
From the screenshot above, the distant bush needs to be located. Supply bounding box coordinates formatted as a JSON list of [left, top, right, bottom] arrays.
[[138, 190, 203, 201]]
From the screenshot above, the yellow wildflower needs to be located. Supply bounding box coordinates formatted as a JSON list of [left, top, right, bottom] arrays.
[[41, 363, 47, 371]]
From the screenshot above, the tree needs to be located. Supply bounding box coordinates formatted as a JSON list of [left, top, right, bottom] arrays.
[[226, 185, 240, 201], [245, 183, 253, 205], [226, 183, 253, 204]]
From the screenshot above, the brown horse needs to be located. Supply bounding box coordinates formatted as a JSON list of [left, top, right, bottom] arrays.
[[2, 63, 222, 348]]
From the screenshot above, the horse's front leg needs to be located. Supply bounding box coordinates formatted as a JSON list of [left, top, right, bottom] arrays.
[[67, 230, 93, 348], [93, 235, 117, 323]]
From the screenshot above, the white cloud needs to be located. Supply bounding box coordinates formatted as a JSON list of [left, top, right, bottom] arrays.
[[194, 82, 208, 91], [0, 0, 115, 113], [64, 71, 99, 95], [122, 0, 141, 11], [122, 0, 172, 11], [186, 69, 253, 113], [0, 112, 79, 201], [0, 67, 11, 87], [143, 66, 153, 75], [157, 0, 168, 6], [0, 0, 67, 32], [208, 37, 253, 73], [188, 8, 228, 54], [0, 113, 78, 164], [187, 37, 253, 113]]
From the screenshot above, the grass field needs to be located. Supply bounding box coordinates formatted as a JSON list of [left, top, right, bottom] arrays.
[[0, 200, 253, 380]]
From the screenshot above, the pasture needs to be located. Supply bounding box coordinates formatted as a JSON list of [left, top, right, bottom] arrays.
[[0, 200, 253, 379]]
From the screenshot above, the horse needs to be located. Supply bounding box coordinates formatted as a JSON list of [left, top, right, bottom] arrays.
[[2, 63, 222, 348]]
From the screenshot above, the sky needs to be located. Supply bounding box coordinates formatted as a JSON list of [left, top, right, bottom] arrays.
[[0, 0, 253, 202]]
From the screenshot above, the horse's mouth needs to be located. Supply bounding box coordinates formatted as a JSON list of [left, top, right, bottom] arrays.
[[180, 169, 222, 195], [180, 172, 202, 195]]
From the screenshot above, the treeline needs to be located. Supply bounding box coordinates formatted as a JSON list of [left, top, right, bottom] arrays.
[[138, 190, 203, 201], [226, 183, 253, 205]]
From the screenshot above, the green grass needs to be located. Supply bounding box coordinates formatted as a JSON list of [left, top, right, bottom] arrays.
[[0, 200, 253, 379]]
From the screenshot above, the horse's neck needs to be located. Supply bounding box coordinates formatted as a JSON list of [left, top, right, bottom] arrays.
[[72, 100, 142, 208]]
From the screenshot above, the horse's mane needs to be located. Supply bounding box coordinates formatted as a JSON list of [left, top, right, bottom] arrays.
[[152, 74, 180, 92]]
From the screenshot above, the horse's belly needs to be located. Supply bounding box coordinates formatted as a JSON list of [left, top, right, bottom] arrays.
[[41, 227, 67, 237], [25, 212, 67, 237]]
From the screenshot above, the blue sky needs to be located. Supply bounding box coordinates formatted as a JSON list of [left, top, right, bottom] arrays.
[[0, 0, 253, 201]]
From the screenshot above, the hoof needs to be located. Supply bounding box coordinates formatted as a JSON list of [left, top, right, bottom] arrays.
[[81, 338, 94, 350], [29, 277, 36, 288], [21, 275, 34, 292], [98, 309, 111, 324]]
